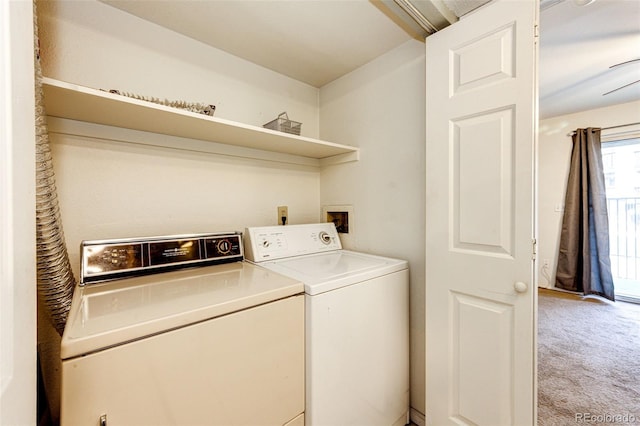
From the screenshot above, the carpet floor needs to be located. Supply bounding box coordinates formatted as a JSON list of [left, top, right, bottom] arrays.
[[538, 289, 640, 425]]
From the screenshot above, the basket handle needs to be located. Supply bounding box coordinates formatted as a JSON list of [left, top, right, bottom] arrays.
[[277, 112, 289, 119]]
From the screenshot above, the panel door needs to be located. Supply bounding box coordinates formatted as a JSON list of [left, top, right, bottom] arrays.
[[425, 1, 538, 424]]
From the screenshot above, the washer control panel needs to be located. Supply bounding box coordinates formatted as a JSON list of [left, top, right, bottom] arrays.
[[80, 232, 243, 285], [244, 223, 341, 262]]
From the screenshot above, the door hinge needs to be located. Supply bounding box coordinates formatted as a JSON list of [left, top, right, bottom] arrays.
[[532, 238, 537, 260]]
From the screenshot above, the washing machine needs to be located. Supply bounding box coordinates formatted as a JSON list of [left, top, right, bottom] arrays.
[[244, 223, 410, 426], [60, 232, 305, 426]]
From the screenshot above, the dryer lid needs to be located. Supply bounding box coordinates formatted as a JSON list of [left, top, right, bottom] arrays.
[[61, 262, 303, 359]]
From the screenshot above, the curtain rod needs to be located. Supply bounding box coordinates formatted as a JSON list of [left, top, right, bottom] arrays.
[[566, 122, 640, 137]]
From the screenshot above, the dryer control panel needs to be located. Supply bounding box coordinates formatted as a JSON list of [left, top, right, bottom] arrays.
[[80, 232, 243, 285], [244, 223, 341, 262]]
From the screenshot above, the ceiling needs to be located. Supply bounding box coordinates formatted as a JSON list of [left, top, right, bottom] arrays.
[[101, 0, 640, 120], [539, 0, 640, 119]]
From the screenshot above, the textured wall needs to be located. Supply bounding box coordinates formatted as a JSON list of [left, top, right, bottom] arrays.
[[320, 39, 427, 417]]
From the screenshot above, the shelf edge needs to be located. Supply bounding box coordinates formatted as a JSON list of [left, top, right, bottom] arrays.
[[41, 77, 359, 161]]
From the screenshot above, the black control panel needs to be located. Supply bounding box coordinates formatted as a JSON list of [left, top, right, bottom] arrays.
[[81, 232, 243, 285]]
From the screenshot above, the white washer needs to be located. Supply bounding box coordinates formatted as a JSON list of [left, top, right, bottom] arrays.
[[245, 223, 410, 426], [60, 261, 305, 426]]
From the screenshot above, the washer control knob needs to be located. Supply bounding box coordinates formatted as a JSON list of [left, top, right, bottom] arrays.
[[319, 231, 331, 245]]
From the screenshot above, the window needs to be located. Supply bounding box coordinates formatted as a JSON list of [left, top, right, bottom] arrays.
[[603, 152, 615, 170], [602, 138, 640, 302]]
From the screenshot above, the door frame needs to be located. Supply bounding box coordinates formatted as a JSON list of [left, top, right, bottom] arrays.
[[0, 1, 36, 424]]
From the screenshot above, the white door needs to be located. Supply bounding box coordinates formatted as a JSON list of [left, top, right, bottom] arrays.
[[0, 0, 36, 424], [425, 1, 538, 425]]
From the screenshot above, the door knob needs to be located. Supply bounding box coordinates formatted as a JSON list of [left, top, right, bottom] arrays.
[[514, 281, 528, 293]]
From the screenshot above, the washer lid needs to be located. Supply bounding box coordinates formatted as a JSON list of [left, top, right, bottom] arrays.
[[61, 262, 303, 359], [257, 250, 408, 295]]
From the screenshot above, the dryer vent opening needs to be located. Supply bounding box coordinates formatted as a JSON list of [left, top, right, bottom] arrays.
[[326, 211, 349, 234], [322, 205, 353, 235]]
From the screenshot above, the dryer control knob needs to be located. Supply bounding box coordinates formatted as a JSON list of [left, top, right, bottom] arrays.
[[217, 239, 232, 254]]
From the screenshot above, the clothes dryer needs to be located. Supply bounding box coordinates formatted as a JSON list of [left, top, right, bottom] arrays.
[[60, 232, 305, 426], [245, 223, 409, 426]]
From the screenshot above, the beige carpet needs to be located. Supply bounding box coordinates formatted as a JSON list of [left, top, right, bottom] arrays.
[[538, 289, 640, 425]]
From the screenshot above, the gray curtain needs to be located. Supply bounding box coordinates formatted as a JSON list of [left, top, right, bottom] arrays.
[[555, 128, 615, 301]]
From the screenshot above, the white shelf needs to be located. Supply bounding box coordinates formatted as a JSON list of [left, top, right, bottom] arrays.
[[41, 77, 358, 166]]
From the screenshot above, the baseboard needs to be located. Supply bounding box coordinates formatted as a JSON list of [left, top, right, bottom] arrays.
[[410, 408, 425, 426]]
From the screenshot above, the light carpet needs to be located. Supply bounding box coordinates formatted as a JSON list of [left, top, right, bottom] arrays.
[[538, 289, 640, 425]]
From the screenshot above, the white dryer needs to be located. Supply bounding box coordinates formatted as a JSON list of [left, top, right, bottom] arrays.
[[245, 223, 410, 426], [60, 232, 305, 426]]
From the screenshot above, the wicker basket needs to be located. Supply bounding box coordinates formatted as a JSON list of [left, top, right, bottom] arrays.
[[263, 112, 302, 136]]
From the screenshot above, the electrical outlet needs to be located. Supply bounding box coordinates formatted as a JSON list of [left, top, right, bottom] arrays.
[[278, 206, 288, 225]]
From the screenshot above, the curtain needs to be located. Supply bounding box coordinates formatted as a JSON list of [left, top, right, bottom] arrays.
[[555, 128, 615, 301]]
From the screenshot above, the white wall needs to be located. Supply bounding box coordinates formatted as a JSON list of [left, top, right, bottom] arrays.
[[538, 100, 640, 288], [319, 39, 427, 416], [37, 0, 323, 278], [37, 2, 324, 419], [37, 0, 320, 138]]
